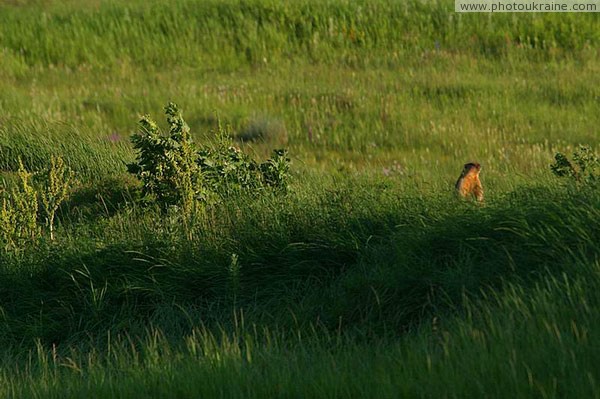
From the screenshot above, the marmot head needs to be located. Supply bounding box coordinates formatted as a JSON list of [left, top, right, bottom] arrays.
[[462, 162, 481, 176]]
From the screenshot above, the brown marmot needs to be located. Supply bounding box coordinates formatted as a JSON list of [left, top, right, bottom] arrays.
[[455, 162, 483, 202]]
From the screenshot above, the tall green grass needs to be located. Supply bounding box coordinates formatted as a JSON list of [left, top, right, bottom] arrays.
[[0, 118, 133, 178], [1, 0, 598, 69]]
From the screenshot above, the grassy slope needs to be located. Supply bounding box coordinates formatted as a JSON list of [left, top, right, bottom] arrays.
[[0, 0, 599, 397]]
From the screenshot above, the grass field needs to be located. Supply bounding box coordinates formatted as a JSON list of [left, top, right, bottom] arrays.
[[1, 0, 599, 397]]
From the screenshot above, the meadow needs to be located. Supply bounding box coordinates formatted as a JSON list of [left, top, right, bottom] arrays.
[[0, 0, 599, 397]]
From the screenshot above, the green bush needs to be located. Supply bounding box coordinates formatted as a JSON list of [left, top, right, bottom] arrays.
[[0, 161, 39, 254], [198, 137, 290, 197], [550, 145, 599, 186], [260, 149, 291, 191], [0, 156, 74, 254], [127, 103, 291, 210], [1, 164, 36, 253], [127, 103, 202, 209]]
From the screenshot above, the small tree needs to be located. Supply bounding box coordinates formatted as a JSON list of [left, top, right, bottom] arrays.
[[127, 103, 203, 210]]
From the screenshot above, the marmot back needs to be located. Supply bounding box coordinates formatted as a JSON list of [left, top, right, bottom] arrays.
[[455, 162, 483, 202]]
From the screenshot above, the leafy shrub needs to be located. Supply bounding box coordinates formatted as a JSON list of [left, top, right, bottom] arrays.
[[127, 103, 203, 210], [0, 156, 74, 254], [550, 145, 599, 185], [1, 161, 39, 253], [260, 149, 291, 191], [198, 133, 290, 197], [127, 103, 291, 210], [0, 194, 21, 253]]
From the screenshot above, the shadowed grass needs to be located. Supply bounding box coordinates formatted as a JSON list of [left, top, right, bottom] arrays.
[[1, 179, 598, 346], [2, 254, 600, 398]]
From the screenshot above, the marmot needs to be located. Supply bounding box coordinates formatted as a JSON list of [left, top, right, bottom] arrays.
[[455, 162, 483, 202]]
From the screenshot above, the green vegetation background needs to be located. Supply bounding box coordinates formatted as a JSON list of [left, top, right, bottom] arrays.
[[0, 0, 599, 397]]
